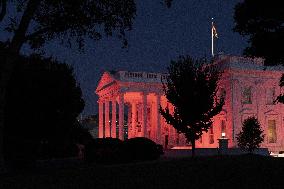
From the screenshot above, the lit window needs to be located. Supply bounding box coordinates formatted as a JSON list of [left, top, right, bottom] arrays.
[[199, 136, 202, 143], [221, 120, 226, 135], [266, 87, 276, 105], [209, 127, 214, 144], [268, 120, 277, 143], [242, 86, 252, 104]]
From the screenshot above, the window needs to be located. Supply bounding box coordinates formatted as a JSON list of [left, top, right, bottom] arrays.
[[176, 134, 180, 145], [199, 136, 202, 143], [209, 127, 214, 144], [221, 120, 226, 135], [220, 88, 226, 100], [268, 120, 277, 143], [266, 87, 276, 105], [242, 86, 252, 104]]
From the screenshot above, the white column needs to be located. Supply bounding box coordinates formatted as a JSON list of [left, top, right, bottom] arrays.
[[141, 93, 147, 137], [111, 99, 117, 138], [169, 104, 175, 146], [127, 104, 132, 138], [131, 102, 137, 137], [118, 93, 124, 140], [98, 101, 104, 138], [105, 101, 110, 137], [156, 94, 161, 144]]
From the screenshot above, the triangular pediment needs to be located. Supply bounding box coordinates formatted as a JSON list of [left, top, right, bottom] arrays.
[[96, 72, 117, 93], [264, 109, 279, 115], [239, 108, 253, 114]]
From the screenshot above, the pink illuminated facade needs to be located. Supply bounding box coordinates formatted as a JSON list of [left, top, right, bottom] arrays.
[[96, 55, 284, 152]]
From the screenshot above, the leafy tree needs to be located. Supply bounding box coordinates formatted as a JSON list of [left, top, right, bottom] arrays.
[[0, 0, 172, 164], [160, 56, 224, 157], [4, 54, 86, 161], [233, 0, 284, 66], [0, 0, 136, 164], [234, 1, 284, 134], [237, 116, 265, 153]]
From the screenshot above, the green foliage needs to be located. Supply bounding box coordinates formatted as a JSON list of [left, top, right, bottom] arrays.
[[237, 117, 265, 153], [160, 56, 224, 156], [0, 0, 136, 51], [4, 55, 87, 160], [234, 0, 284, 65]]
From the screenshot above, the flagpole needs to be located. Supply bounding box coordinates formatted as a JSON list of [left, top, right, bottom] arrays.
[[211, 18, 214, 57]]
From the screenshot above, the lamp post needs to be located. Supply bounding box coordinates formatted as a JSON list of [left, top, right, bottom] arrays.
[[218, 132, 229, 155]]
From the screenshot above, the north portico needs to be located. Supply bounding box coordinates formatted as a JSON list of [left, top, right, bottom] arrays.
[[95, 71, 171, 145]]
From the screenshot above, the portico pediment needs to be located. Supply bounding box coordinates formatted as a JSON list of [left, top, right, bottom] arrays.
[[239, 108, 253, 114], [96, 72, 117, 93], [264, 109, 279, 115]]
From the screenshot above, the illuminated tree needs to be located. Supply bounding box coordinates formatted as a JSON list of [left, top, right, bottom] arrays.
[[236, 117, 264, 153], [160, 56, 224, 157]]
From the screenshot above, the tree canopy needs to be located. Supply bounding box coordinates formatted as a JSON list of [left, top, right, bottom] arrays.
[[160, 56, 224, 156], [0, 0, 137, 52], [4, 54, 86, 160], [236, 116, 264, 153], [234, 0, 284, 65]]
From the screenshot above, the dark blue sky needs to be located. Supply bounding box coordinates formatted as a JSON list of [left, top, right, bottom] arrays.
[[1, 0, 248, 116]]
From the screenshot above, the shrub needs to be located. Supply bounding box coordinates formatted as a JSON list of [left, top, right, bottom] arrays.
[[237, 116, 265, 153], [84, 138, 123, 164], [121, 137, 164, 161], [4, 55, 84, 163]]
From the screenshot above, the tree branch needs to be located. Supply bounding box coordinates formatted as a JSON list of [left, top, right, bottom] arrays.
[[24, 27, 51, 42], [9, 0, 41, 54], [0, 0, 7, 22]]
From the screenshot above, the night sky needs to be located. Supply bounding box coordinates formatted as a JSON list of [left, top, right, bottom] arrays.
[[1, 0, 248, 116]]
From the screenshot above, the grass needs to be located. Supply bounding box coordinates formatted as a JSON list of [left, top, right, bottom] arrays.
[[1, 155, 284, 188]]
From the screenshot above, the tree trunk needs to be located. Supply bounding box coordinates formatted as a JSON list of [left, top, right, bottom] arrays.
[[191, 138, 196, 158], [0, 91, 5, 170], [0, 52, 19, 170], [0, 0, 41, 170]]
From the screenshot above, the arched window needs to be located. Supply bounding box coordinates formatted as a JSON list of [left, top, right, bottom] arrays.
[[220, 88, 226, 100], [268, 120, 277, 143], [266, 87, 276, 105], [221, 120, 226, 136], [242, 86, 252, 104], [209, 127, 214, 144]]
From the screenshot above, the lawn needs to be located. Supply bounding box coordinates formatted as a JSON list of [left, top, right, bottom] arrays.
[[1, 155, 284, 189]]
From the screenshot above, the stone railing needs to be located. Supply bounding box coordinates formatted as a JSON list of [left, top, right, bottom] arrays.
[[215, 55, 265, 66], [117, 71, 168, 83]]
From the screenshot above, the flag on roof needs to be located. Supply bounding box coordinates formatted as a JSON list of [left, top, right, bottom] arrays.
[[212, 23, 218, 38]]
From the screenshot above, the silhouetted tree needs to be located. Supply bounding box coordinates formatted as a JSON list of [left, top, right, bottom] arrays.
[[234, 1, 284, 124], [160, 56, 224, 157], [276, 75, 284, 104], [164, 0, 173, 8], [0, 0, 136, 164], [237, 117, 265, 153], [4, 55, 86, 162], [234, 0, 284, 66]]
